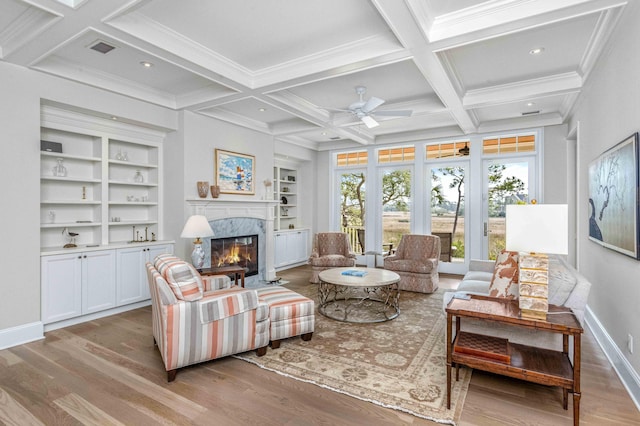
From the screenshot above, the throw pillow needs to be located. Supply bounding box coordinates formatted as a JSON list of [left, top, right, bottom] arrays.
[[163, 261, 204, 302], [488, 250, 519, 299]]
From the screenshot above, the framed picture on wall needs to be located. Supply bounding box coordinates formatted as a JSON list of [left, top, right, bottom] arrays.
[[588, 132, 640, 259], [215, 149, 255, 195]]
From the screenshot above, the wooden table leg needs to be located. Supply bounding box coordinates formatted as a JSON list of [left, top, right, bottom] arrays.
[[240, 270, 245, 288], [573, 333, 581, 426], [446, 313, 452, 409]]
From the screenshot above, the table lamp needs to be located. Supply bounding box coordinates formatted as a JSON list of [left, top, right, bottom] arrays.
[[506, 204, 568, 320], [180, 215, 214, 269]]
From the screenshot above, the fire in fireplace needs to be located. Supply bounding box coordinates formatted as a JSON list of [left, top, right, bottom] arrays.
[[210, 234, 259, 277]]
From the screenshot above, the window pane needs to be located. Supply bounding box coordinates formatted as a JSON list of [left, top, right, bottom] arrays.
[[382, 169, 411, 253], [339, 172, 366, 254], [487, 161, 529, 259], [431, 166, 465, 263]]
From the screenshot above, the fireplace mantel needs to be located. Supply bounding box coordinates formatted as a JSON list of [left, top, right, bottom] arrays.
[[186, 198, 279, 282]]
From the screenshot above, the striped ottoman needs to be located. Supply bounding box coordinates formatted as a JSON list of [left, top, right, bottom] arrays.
[[256, 286, 315, 348]]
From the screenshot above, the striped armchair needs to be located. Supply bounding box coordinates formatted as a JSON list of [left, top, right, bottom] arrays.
[[146, 255, 270, 381]]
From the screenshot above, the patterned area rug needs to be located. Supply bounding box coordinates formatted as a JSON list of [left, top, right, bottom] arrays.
[[234, 286, 471, 425]]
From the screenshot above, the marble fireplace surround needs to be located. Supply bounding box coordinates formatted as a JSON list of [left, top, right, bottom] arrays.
[[186, 199, 279, 287]]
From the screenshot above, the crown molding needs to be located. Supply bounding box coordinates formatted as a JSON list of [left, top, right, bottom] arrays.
[[578, 7, 623, 82], [0, 5, 61, 59], [463, 72, 583, 109], [195, 108, 272, 135], [477, 111, 563, 133], [33, 55, 178, 109]]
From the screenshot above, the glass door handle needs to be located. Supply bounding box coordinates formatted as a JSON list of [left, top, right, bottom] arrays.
[[484, 222, 488, 237]]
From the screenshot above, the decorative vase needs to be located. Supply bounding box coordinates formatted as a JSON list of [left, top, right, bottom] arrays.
[[52, 158, 67, 177], [134, 170, 144, 183], [210, 185, 220, 198], [197, 181, 209, 198]]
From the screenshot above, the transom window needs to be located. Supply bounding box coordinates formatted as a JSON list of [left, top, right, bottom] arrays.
[[426, 141, 470, 160], [483, 134, 535, 155], [378, 146, 415, 163], [336, 150, 368, 167]]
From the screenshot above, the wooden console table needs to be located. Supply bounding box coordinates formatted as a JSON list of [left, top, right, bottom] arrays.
[[445, 295, 583, 426], [200, 265, 246, 288]]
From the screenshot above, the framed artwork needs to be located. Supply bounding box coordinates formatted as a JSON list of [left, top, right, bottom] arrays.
[[588, 132, 640, 259], [215, 149, 255, 195]]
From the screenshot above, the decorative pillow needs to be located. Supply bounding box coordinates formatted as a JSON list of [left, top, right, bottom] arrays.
[[488, 250, 519, 299], [163, 261, 204, 302]]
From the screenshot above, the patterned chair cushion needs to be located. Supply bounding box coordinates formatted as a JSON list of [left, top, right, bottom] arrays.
[[199, 287, 259, 323], [488, 250, 519, 299], [155, 254, 204, 301]]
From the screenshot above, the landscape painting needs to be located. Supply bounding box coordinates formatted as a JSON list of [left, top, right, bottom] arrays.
[[215, 149, 255, 195], [588, 132, 639, 259]]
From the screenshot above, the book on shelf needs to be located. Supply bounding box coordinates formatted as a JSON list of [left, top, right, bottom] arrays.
[[341, 269, 367, 277]]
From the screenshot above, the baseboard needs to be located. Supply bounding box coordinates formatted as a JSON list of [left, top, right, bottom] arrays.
[[0, 321, 44, 350], [585, 305, 640, 410], [44, 300, 151, 332]]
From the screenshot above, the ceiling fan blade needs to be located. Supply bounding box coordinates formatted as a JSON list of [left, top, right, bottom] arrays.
[[372, 110, 412, 117], [360, 115, 379, 128], [362, 96, 385, 113]]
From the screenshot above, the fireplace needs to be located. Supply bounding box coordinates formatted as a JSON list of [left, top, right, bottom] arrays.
[[211, 234, 259, 277]]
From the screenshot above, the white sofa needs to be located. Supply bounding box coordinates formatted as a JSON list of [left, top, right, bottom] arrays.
[[444, 255, 591, 351]]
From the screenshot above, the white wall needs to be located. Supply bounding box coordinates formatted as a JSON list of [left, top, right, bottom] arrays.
[[568, 0, 640, 375], [543, 124, 569, 203], [0, 61, 177, 342]]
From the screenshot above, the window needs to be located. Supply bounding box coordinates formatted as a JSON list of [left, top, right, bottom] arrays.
[[483, 134, 535, 155], [426, 140, 470, 160], [378, 146, 415, 163], [336, 150, 368, 167]]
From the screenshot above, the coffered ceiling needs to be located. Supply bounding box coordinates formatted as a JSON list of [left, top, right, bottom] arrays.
[[0, 0, 627, 150]]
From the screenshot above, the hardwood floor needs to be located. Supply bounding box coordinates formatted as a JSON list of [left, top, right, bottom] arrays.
[[0, 265, 638, 425]]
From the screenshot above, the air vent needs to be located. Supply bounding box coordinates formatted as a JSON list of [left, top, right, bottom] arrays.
[[521, 110, 540, 116], [329, 136, 341, 140], [89, 40, 116, 54]]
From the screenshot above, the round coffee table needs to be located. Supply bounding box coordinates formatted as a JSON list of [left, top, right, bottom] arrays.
[[318, 267, 400, 323]]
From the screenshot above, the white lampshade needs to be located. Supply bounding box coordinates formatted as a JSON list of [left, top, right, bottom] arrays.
[[180, 215, 214, 241], [505, 204, 568, 254]]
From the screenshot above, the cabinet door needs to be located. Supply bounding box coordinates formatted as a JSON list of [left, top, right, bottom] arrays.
[[41, 253, 82, 324], [116, 247, 147, 306], [144, 244, 173, 299], [291, 230, 309, 263], [274, 233, 287, 267], [82, 250, 116, 314]]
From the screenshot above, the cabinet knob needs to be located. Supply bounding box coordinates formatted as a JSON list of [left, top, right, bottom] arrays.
[[83, 255, 87, 258], [78, 256, 82, 259]]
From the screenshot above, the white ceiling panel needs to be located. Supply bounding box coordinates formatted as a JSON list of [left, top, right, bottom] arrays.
[[134, 0, 396, 71], [445, 12, 600, 90]]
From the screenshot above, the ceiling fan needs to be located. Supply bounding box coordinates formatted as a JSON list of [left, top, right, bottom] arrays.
[[324, 86, 412, 129]]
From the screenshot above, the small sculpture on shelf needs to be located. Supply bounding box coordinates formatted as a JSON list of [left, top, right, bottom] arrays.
[[62, 227, 78, 248], [52, 158, 67, 177]]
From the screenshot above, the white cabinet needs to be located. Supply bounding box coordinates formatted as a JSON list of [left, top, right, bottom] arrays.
[[274, 229, 309, 269], [41, 250, 116, 324], [116, 244, 173, 305]]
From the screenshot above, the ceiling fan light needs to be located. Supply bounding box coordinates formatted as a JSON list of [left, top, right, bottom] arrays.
[[361, 115, 379, 128]]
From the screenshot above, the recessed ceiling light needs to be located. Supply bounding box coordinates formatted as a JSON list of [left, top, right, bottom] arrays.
[[111, 116, 118, 120], [527, 102, 535, 107], [529, 47, 544, 55], [258, 108, 266, 112], [321, 132, 327, 136], [140, 61, 154, 68]]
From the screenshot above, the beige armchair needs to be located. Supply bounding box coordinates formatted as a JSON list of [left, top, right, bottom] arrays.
[[308, 232, 356, 283], [383, 234, 440, 293]]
